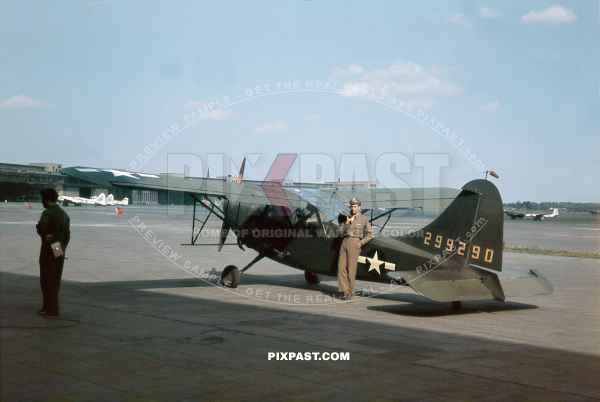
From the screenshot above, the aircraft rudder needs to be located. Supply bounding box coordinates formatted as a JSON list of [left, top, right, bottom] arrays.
[[459, 179, 504, 271], [401, 178, 504, 271]]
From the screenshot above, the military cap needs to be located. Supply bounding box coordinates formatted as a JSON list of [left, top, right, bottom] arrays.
[[349, 197, 361, 206]]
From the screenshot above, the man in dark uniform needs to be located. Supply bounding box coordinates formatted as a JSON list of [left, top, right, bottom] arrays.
[[36, 188, 70, 317], [337, 197, 372, 300]]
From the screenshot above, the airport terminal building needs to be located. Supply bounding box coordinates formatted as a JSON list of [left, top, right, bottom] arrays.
[[0, 162, 161, 205]]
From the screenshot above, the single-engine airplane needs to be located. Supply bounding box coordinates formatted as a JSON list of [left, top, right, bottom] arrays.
[[58, 192, 129, 207], [62, 161, 552, 304], [504, 208, 559, 221]]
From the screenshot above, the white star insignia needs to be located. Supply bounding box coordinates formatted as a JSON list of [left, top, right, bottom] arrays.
[[103, 169, 140, 179], [366, 251, 384, 274], [357, 251, 396, 275]]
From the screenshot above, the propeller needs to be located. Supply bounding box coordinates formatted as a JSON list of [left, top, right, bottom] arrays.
[[232, 157, 246, 184], [239, 156, 246, 178]]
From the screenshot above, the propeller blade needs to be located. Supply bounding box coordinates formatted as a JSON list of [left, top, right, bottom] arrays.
[[239, 157, 246, 179]]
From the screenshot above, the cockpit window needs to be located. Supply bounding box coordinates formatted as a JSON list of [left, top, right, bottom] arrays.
[[287, 186, 347, 223]]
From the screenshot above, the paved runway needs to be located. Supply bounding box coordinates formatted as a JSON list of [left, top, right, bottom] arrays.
[[1, 204, 600, 401]]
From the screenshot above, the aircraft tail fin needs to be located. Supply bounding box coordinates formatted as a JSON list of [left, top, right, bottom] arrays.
[[402, 179, 504, 272]]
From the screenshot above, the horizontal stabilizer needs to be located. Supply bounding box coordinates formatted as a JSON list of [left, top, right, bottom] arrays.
[[404, 265, 552, 302], [409, 276, 502, 302]]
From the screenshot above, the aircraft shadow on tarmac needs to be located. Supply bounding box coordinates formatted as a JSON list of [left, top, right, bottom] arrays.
[[366, 300, 538, 317], [79, 271, 539, 316], [311, 282, 539, 316], [235, 274, 541, 316]]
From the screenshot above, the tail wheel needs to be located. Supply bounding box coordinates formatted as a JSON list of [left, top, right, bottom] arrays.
[[304, 271, 320, 285], [220, 265, 240, 288]]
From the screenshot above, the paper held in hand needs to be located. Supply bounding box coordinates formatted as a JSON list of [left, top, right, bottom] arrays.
[[50, 241, 64, 258]]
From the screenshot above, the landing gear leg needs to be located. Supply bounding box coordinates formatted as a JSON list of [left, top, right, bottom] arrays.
[[240, 254, 265, 274]]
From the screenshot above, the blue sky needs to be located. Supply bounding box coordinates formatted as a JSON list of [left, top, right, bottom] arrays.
[[0, 0, 598, 201]]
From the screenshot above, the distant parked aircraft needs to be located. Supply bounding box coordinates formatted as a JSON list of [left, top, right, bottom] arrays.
[[504, 208, 559, 221], [58, 193, 128, 207]]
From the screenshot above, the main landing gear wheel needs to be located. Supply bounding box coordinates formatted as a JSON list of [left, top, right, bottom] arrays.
[[304, 271, 320, 285], [220, 265, 240, 288]]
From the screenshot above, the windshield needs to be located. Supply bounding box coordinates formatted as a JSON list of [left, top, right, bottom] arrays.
[[286, 185, 347, 223]]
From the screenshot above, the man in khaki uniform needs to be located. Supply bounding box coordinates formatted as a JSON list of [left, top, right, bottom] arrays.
[[338, 197, 372, 300]]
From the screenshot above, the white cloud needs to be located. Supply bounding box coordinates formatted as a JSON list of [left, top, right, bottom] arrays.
[[255, 120, 288, 133], [480, 99, 501, 112], [480, 7, 500, 19], [522, 5, 576, 24], [447, 13, 469, 26], [0, 95, 45, 109], [331, 62, 462, 110], [184, 100, 235, 120]]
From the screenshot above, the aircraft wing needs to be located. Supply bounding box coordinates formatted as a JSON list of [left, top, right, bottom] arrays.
[[289, 185, 459, 221], [332, 186, 458, 210], [62, 167, 459, 218], [62, 167, 313, 210]]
